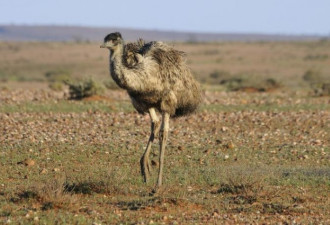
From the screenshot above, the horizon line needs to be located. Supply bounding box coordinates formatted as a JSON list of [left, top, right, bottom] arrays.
[[1, 23, 329, 37]]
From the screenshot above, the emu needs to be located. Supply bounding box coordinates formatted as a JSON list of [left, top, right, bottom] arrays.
[[100, 32, 202, 190]]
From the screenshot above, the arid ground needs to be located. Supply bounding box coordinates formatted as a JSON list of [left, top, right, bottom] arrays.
[[0, 40, 329, 224]]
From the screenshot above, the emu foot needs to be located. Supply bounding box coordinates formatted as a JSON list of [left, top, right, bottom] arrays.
[[140, 155, 152, 183]]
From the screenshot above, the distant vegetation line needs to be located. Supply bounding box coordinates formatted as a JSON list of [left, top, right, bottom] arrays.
[[0, 25, 327, 42]]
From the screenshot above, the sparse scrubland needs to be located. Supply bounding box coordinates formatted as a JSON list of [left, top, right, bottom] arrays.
[[0, 40, 329, 224]]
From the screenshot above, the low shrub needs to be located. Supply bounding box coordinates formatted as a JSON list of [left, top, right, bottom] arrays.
[[312, 83, 330, 96], [303, 70, 330, 96], [221, 75, 280, 92], [208, 70, 281, 92], [48, 81, 64, 91], [303, 70, 323, 83], [65, 78, 105, 100]]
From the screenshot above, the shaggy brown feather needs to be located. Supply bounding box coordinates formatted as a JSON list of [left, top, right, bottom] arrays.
[[104, 33, 202, 117]]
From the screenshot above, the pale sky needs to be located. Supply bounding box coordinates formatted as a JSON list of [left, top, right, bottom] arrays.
[[0, 0, 329, 35]]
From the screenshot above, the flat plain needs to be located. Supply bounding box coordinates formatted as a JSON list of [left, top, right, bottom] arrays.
[[0, 40, 329, 224]]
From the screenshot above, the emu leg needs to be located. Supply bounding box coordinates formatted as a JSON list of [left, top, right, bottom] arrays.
[[140, 108, 160, 183], [156, 112, 170, 188]]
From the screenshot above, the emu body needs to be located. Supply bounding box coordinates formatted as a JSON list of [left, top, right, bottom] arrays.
[[101, 32, 202, 189]]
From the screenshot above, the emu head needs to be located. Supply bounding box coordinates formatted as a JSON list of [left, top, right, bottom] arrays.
[[100, 32, 123, 50]]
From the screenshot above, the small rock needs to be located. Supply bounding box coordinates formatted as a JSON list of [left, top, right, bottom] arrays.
[[172, 130, 179, 135], [135, 119, 141, 125], [53, 168, 60, 172], [23, 159, 35, 167], [312, 139, 322, 145], [212, 211, 219, 217], [241, 99, 248, 104], [294, 204, 304, 209], [226, 142, 235, 149], [40, 168, 48, 174], [224, 155, 229, 160], [215, 139, 222, 144], [204, 149, 211, 154], [39, 148, 50, 154], [221, 126, 228, 132]]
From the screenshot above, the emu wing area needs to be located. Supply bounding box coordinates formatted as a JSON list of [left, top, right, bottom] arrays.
[[127, 41, 202, 117]]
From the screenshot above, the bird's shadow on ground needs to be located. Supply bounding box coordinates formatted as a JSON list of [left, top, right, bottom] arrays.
[[111, 196, 181, 211]]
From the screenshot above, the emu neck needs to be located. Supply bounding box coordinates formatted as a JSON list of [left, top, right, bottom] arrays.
[[110, 44, 124, 62], [109, 44, 131, 89]]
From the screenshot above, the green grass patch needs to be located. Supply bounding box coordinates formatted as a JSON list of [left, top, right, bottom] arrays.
[[1, 100, 328, 114], [0, 100, 135, 113], [201, 103, 330, 112]]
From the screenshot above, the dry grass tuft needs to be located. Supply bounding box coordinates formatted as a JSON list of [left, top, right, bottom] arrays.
[[12, 177, 78, 211], [65, 78, 105, 100]]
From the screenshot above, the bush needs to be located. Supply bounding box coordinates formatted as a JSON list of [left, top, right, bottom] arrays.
[[312, 83, 330, 97], [219, 74, 280, 92], [303, 70, 330, 96], [49, 81, 64, 91], [65, 78, 105, 100], [303, 70, 323, 84]]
